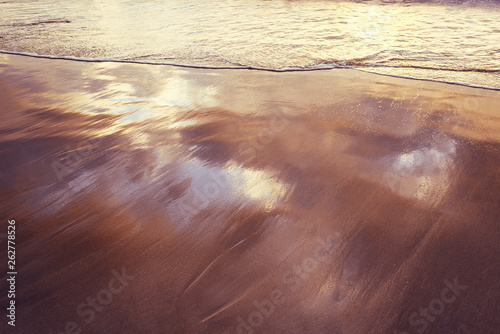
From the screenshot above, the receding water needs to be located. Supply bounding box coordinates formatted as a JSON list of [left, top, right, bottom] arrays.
[[1, 0, 499, 88]]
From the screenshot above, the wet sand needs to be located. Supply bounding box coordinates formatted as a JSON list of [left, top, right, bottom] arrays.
[[0, 53, 499, 334]]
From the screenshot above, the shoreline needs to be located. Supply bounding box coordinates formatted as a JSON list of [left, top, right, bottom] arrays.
[[2, 49, 499, 92]]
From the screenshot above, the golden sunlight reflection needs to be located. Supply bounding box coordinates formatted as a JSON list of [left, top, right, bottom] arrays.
[[348, 4, 404, 58]]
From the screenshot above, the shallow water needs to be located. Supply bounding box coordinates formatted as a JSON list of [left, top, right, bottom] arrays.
[[1, 54, 499, 333], [1, 0, 499, 88]]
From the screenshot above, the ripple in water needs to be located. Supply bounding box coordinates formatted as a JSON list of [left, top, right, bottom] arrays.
[[0, 0, 499, 87]]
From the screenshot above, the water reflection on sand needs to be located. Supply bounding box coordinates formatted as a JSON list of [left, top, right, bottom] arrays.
[[0, 54, 499, 333]]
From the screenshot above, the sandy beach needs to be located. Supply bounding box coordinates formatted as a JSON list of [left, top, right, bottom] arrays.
[[1, 53, 500, 333]]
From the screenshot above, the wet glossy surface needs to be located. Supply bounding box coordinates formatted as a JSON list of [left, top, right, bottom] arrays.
[[0, 54, 499, 333]]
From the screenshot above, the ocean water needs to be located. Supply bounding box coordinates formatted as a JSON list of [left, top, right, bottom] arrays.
[[0, 0, 499, 88]]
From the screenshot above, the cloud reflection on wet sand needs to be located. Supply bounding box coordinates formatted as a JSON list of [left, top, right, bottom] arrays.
[[0, 54, 499, 333]]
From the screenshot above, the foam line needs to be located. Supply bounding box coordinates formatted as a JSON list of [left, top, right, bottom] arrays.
[[1, 50, 499, 91]]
